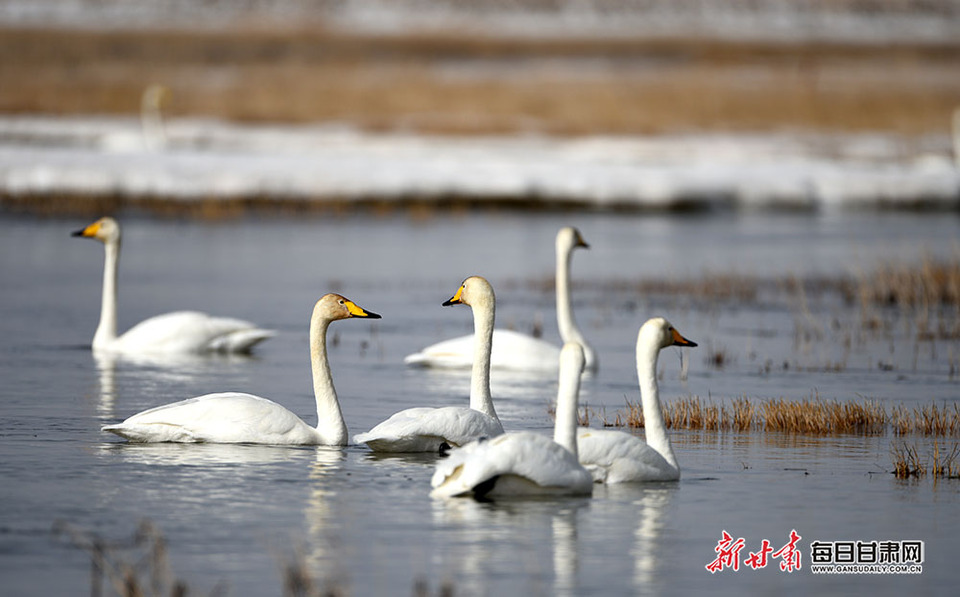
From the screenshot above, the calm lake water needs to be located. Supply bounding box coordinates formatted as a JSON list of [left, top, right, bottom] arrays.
[[0, 210, 958, 595]]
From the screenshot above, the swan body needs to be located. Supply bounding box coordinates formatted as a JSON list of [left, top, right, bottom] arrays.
[[404, 227, 597, 372], [355, 406, 502, 453], [577, 428, 679, 483], [102, 294, 380, 445], [577, 317, 696, 483], [355, 276, 504, 452], [404, 329, 560, 371], [73, 217, 273, 355], [430, 342, 594, 499]]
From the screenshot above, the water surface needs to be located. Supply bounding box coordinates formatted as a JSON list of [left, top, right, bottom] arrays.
[[0, 211, 957, 595]]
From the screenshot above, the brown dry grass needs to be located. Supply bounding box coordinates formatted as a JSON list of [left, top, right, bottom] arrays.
[[891, 440, 960, 480], [891, 402, 960, 436], [54, 518, 451, 596], [52, 519, 196, 597], [855, 257, 960, 310], [614, 395, 956, 436], [2, 27, 959, 136]]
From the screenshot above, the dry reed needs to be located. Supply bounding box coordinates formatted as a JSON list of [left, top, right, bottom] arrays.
[[52, 519, 197, 597], [54, 519, 451, 597], [891, 440, 960, 480], [891, 403, 960, 436], [857, 257, 960, 310], [614, 396, 954, 437], [891, 442, 926, 479]]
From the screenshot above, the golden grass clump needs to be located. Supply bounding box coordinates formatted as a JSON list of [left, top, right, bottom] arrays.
[[662, 396, 722, 431], [891, 402, 960, 436], [891, 441, 960, 480], [613, 396, 955, 437], [891, 442, 926, 479], [759, 397, 887, 435]]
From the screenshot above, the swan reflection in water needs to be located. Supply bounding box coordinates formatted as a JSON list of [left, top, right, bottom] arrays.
[[96, 441, 311, 468], [593, 483, 679, 590], [91, 349, 258, 421], [430, 482, 677, 595], [431, 496, 590, 596], [303, 448, 349, 587]]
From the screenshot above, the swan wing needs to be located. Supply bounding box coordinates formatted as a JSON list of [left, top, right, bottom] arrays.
[[354, 406, 504, 452], [102, 392, 317, 444], [405, 329, 559, 371], [576, 428, 679, 483], [431, 432, 593, 498], [115, 311, 274, 354]]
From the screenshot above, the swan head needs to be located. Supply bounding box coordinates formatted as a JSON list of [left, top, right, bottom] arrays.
[[72, 217, 120, 244], [639, 317, 697, 351], [442, 276, 494, 309], [556, 226, 589, 253], [315, 293, 382, 322]]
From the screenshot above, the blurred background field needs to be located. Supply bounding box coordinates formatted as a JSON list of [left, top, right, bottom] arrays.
[[1, 0, 959, 211], [2, 1, 959, 136]]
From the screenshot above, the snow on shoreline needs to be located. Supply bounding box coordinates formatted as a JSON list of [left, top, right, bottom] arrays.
[[1, 0, 959, 45], [0, 116, 957, 211]]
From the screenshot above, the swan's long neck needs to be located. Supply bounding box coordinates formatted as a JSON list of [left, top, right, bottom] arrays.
[[310, 315, 348, 446], [636, 341, 679, 472], [556, 243, 594, 366], [93, 237, 120, 349], [553, 355, 582, 458], [469, 297, 499, 422]]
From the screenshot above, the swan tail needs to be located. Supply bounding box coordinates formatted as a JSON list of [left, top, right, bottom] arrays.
[[402, 352, 428, 366], [429, 463, 476, 498], [101, 423, 200, 443], [402, 351, 470, 369]]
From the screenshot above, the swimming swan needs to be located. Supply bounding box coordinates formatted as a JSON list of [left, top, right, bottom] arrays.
[[577, 317, 696, 483], [101, 294, 380, 444], [73, 217, 273, 354], [430, 342, 594, 499], [404, 227, 596, 372], [354, 276, 504, 452]]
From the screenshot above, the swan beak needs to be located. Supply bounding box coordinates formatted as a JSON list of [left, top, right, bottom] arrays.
[[442, 285, 465, 307], [671, 328, 697, 347], [346, 301, 381, 319], [575, 232, 590, 249], [72, 221, 99, 238]]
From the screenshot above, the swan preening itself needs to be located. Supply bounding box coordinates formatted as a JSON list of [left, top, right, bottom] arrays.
[[101, 294, 381, 444], [577, 317, 696, 483], [404, 227, 596, 372], [73, 217, 273, 355], [354, 276, 504, 452], [430, 342, 594, 499]]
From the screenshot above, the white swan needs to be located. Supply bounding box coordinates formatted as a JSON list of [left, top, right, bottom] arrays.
[[73, 217, 273, 354], [354, 276, 504, 452], [430, 342, 594, 499], [577, 317, 696, 483], [140, 83, 170, 152], [101, 293, 380, 444], [404, 227, 596, 372]]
